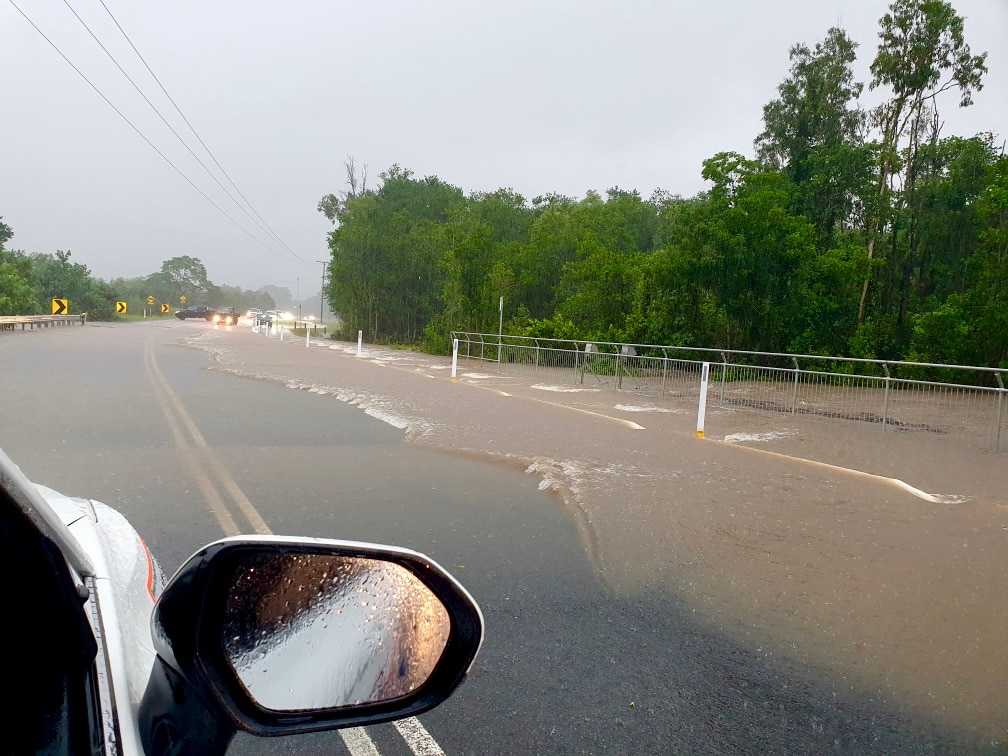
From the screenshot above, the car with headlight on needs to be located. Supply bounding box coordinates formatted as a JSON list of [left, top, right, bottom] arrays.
[[0, 445, 484, 754], [208, 306, 239, 326]]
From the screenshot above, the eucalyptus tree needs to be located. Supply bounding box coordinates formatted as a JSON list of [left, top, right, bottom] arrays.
[[755, 27, 870, 248], [857, 0, 987, 324]]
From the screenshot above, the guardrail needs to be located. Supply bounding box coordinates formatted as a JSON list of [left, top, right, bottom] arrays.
[[292, 319, 327, 334], [0, 314, 87, 331], [451, 331, 1007, 453]]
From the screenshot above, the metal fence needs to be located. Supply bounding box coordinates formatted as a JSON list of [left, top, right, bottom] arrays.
[[451, 332, 1008, 453]]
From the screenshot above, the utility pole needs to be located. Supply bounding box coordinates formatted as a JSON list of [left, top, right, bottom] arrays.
[[317, 260, 328, 321]]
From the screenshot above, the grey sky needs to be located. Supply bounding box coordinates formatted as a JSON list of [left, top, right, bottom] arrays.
[[2, 1, 1005, 298]]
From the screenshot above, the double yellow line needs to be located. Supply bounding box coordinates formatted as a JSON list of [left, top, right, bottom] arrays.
[[144, 346, 272, 537]]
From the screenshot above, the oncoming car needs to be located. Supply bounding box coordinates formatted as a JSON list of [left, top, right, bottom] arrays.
[[0, 445, 483, 754], [209, 307, 238, 326]]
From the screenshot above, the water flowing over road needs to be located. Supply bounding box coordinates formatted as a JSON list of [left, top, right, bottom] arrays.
[[2, 320, 1005, 753]]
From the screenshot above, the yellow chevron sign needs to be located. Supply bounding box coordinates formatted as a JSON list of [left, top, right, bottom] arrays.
[[161, 304, 170, 314], [116, 302, 127, 314], [52, 298, 68, 315]]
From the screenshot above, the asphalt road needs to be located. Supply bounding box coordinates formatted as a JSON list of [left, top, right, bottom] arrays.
[[0, 321, 998, 754]]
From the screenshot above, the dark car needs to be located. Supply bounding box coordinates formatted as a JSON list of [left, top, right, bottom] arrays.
[[175, 305, 214, 320]]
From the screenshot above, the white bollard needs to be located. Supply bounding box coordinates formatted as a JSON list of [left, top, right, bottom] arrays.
[[306, 324, 310, 348], [451, 338, 459, 381], [357, 330, 363, 356], [696, 362, 710, 439]]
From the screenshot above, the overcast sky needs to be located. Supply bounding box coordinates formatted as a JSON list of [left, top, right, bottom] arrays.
[[2, 1, 1005, 298]]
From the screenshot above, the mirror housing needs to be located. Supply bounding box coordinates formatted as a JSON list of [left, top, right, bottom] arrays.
[[140, 537, 483, 741]]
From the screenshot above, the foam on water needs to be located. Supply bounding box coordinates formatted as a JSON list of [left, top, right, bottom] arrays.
[[181, 333, 437, 438], [723, 429, 799, 444], [614, 404, 685, 414], [532, 384, 600, 393]]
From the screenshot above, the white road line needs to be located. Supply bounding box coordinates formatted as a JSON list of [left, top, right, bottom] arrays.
[[340, 727, 381, 756], [394, 718, 445, 756]]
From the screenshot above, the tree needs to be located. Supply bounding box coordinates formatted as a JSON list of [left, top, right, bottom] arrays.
[[909, 153, 1008, 368], [0, 219, 37, 316], [755, 27, 869, 247], [696, 152, 819, 351], [317, 156, 370, 226], [160, 256, 211, 300], [31, 250, 118, 319], [324, 166, 464, 342], [857, 0, 988, 323]]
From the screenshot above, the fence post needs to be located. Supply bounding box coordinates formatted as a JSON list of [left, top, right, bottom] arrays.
[[882, 362, 891, 431], [617, 346, 624, 391], [497, 296, 503, 373], [995, 372, 1005, 453], [534, 339, 540, 374], [791, 357, 800, 415], [718, 352, 728, 408], [660, 348, 668, 399]]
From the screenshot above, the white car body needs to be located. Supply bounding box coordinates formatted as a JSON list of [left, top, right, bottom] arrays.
[[0, 444, 483, 754], [41, 486, 163, 754]]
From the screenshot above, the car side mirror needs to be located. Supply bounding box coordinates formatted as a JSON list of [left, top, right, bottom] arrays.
[[141, 537, 483, 747]]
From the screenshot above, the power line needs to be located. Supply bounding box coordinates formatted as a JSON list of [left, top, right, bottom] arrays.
[[8, 0, 310, 266], [94, 0, 307, 263], [59, 0, 304, 264]]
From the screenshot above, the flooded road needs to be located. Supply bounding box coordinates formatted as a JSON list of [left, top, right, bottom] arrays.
[[184, 325, 1008, 750], [1, 321, 1004, 752]]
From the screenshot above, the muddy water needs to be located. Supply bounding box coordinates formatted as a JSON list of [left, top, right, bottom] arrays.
[[547, 449, 1008, 742], [189, 331, 1008, 744]]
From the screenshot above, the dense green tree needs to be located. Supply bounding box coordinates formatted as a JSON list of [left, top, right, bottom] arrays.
[[909, 153, 1008, 368], [32, 250, 118, 319], [756, 27, 870, 248], [858, 0, 987, 323], [308, 1, 1000, 366], [160, 255, 212, 301], [693, 153, 818, 351], [323, 166, 464, 342], [0, 220, 37, 316]]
